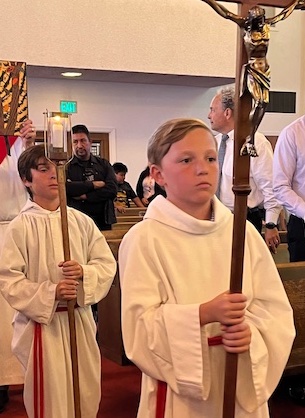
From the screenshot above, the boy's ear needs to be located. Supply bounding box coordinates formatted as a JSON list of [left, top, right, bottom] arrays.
[[22, 177, 32, 187], [150, 164, 165, 187]]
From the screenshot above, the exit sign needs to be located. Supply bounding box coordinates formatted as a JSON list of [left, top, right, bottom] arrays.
[[60, 100, 77, 113]]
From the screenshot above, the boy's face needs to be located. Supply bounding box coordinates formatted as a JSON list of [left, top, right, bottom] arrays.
[[151, 128, 218, 219], [115, 171, 126, 184], [23, 157, 59, 209]]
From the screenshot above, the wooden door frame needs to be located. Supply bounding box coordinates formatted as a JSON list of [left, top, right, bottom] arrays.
[[36, 130, 110, 160]]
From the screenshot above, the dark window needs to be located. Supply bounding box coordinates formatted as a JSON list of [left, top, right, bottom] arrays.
[[266, 91, 296, 114]]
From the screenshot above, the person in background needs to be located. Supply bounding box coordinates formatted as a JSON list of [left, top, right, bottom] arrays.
[[112, 162, 145, 213], [273, 113, 305, 262], [119, 117, 294, 418], [0, 145, 116, 418], [0, 119, 36, 414], [273, 113, 305, 403], [66, 124, 117, 230], [136, 165, 166, 206], [208, 86, 281, 254]]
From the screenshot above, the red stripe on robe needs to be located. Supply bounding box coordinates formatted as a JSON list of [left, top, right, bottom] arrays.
[[156, 335, 223, 418]]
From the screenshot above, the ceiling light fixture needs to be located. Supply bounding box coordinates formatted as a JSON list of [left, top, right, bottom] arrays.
[[61, 72, 82, 78]]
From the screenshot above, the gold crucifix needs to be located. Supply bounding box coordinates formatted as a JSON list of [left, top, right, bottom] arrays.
[[201, 1, 304, 418]]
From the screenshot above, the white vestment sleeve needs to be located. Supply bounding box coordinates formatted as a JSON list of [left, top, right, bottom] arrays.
[[77, 229, 117, 306], [0, 209, 116, 324], [120, 227, 212, 400], [0, 221, 57, 324]]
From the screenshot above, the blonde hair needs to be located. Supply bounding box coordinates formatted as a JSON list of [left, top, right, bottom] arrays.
[[147, 118, 215, 166]]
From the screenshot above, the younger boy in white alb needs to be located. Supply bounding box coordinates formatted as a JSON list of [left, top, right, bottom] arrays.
[[119, 118, 295, 418]]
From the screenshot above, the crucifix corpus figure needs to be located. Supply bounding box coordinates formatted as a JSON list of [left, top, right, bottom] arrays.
[[204, 0, 303, 156]]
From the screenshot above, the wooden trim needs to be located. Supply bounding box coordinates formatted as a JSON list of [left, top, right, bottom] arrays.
[[36, 130, 110, 160]]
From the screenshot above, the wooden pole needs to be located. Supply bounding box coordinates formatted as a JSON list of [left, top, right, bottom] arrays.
[[222, 4, 252, 416], [57, 165, 81, 418], [201, 0, 303, 417]]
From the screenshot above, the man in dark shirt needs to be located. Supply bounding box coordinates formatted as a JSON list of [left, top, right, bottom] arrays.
[[66, 124, 117, 230]]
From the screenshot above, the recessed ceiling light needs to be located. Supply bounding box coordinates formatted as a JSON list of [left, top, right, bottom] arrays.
[[61, 72, 82, 78]]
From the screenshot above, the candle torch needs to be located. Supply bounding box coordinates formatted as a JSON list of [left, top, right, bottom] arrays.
[[44, 111, 81, 418]]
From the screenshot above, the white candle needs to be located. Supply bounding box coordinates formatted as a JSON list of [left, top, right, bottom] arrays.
[[52, 123, 63, 148]]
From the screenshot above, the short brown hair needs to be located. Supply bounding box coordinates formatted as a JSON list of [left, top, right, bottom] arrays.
[[147, 118, 215, 166], [18, 144, 47, 197]]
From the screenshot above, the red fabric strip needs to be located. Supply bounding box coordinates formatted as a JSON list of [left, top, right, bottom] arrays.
[[33, 323, 44, 418], [156, 380, 167, 418], [55, 304, 78, 312], [34, 324, 38, 418], [38, 324, 44, 418], [208, 335, 223, 346], [56, 307, 68, 312]]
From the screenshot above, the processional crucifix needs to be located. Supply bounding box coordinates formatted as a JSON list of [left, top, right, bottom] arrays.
[[201, 1, 304, 418]]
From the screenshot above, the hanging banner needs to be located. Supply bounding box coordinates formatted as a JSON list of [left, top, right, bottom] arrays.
[[0, 61, 28, 136]]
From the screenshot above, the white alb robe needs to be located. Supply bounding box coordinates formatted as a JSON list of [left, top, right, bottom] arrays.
[[0, 200, 117, 418], [0, 137, 28, 385], [119, 195, 295, 418]]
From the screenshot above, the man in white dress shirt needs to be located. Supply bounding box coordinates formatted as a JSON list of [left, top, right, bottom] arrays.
[[273, 114, 305, 403], [208, 86, 281, 253], [273, 114, 305, 262]]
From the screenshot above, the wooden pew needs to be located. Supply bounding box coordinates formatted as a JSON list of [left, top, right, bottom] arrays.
[[277, 262, 305, 376], [113, 221, 137, 231], [98, 239, 128, 365], [116, 207, 146, 217], [102, 229, 128, 240], [272, 243, 289, 264], [115, 215, 143, 223]]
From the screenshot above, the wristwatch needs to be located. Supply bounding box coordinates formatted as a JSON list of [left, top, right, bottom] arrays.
[[265, 222, 277, 229]]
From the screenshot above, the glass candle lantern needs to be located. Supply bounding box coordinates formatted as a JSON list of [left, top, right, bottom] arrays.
[[44, 111, 72, 163]]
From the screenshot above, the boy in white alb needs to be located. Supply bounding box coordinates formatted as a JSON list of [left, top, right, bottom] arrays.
[[119, 118, 295, 418], [0, 145, 116, 418]]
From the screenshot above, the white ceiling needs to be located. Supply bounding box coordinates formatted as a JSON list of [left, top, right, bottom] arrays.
[[27, 65, 234, 88]]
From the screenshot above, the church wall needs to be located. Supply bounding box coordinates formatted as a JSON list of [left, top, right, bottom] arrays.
[[3, 0, 237, 78], [2, 1, 305, 187]]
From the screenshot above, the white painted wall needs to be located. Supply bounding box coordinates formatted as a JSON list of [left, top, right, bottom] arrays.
[[28, 77, 219, 188], [260, 8, 305, 135], [3, 1, 305, 188], [3, 0, 237, 78]]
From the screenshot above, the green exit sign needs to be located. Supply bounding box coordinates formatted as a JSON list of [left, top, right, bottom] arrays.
[[60, 100, 77, 113]]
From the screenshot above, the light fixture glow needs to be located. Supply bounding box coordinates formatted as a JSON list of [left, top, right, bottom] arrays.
[[61, 72, 82, 78]]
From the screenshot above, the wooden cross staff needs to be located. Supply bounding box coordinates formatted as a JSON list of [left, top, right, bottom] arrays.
[[202, 1, 303, 417]]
